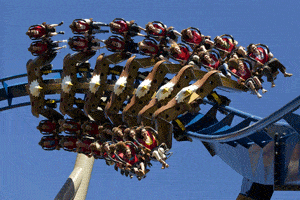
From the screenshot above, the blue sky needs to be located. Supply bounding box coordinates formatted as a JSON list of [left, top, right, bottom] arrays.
[[1, 0, 300, 199]]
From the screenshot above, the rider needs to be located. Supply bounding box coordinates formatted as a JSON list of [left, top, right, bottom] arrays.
[[199, 51, 231, 78], [136, 126, 169, 169], [138, 38, 169, 60], [212, 35, 238, 59], [102, 36, 138, 54], [247, 43, 292, 87], [109, 18, 146, 37], [58, 119, 81, 135], [59, 136, 78, 152], [169, 43, 191, 65], [26, 21, 64, 40], [181, 27, 213, 50], [28, 39, 67, 56], [228, 57, 267, 98], [68, 36, 102, 52], [145, 21, 181, 43], [36, 120, 59, 134], [38, 135, 61, 150], [69, 18, 109, 35]]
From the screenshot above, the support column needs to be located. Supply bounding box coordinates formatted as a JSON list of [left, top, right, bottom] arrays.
[[55, 153, 95, 200]]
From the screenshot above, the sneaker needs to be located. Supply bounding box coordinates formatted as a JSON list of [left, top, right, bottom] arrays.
[[62, 45, 67, 49], [226, 73, 231, 78], [261, 88, 267, 93], [271, 82, 275, 88], [58, 21, 64, 26], [62, 40, 68, 43], [256, 92, 262, 98], [58, 31, 65, 35], [284, 72, 293, 77]]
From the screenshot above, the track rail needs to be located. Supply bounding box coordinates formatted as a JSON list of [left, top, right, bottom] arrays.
[[187, 95, 300, 142]]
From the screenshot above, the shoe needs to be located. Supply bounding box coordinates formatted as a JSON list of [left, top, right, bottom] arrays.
[[62, 45, 67, 49], [58, 31, 65, 34], [58, 21, 64, 26], [125, 171, 129, 177], [62, 40, 68, 43], [261, 89, 267, 93], [226, 73, 231, 78], [284, 72, 293, 77], [271, 82, 275, 88], [256, 93, 262, 98]]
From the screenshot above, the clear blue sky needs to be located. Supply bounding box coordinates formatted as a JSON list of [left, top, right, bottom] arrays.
[[1, 0, 300, 199]]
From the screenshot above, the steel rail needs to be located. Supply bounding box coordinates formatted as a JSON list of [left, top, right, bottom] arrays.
[[187, 95, 300, 142]]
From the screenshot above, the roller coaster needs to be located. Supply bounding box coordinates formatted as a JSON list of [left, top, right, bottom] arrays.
[[1, 18, 299, 199]]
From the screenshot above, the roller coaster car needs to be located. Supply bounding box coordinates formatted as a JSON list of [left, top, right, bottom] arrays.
[[105, 35, 126, 52], [39, 135, 61, 151], [181, 27, 203, 45], [169, 43, 191, 63], [146, 21, 167, 38], [60, 136, 77, 152]]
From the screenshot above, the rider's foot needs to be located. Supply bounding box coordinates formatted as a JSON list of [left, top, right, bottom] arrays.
[[261, 88, 267, 93], [271, 82, 275, 88], [256, 92, 262, 98], [284, 72, 293, 77]]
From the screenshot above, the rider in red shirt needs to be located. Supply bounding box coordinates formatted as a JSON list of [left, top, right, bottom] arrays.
[[26, 21, 64, 40], [247, 43, 292, 87], [109, 18, 146, 37], [69, 18, 109, 35], [36, 120, 58, 134], [28, 39, 67, 56]]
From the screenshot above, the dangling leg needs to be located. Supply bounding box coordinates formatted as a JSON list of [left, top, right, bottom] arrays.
[[262, 66, 275, 87], [253, 76, 267, 94], [247, 80, 262, 98], [49, 21, 64, 28], [93, 21, 109, 27]]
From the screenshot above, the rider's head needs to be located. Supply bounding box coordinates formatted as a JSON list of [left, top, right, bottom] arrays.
[[247, 43, 257, 53]]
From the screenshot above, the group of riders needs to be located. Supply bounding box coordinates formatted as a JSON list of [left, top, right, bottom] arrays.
[[28, 18, 293, 179], [37, 119, 172, 180], [26, 18, 292, 98]]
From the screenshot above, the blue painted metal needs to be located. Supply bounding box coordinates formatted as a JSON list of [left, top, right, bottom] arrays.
[[186, 106, 219, 132], [283, 112, 300, 134]]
